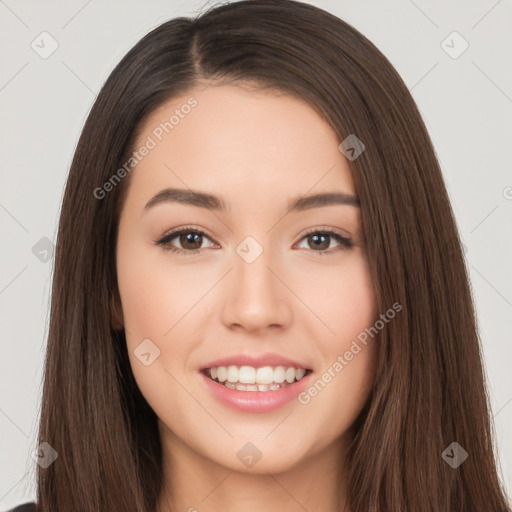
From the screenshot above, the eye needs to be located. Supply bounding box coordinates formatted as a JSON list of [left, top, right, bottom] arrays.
[[154, 225, 353, 256], [294, 227, 353, 255], [155, 226, 217, 255]]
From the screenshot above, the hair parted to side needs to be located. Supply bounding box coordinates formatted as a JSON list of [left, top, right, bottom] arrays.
[[35, 1, 510, 511]]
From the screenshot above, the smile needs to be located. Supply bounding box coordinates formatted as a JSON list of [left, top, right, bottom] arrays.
[[204, 365, 312, 392]]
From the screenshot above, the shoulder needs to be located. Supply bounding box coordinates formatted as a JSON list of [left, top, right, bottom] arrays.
[[4, 503, 37, 512]]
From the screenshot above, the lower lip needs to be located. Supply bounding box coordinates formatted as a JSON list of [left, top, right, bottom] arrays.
[[200, 371, 313, 413]]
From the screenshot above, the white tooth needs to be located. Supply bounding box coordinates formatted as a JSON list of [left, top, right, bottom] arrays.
[[225, 382, 236, 389], [258, 384, 270, 391], [273, 366, 286, 383], [217, 366, 227, 382], [285, 367, 296, 383], [227, 365, 239, 383], [269, 384, 280, 390], [256, 366, 274, 384], [295, 368, 306, 380], [239, 366, 256, 384], [213, 365, 308, 387], [235, 384, 247, 391], [246, 385, 259, 391]]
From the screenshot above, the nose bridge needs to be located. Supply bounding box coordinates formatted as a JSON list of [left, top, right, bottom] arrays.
[[221, 234, 291, 331], [236, 235, 274, 293]]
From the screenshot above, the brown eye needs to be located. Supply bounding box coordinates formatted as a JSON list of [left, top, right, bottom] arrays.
[[176, 231, 203, 250], [156, 227, 215, 255], [296, 229, 353, 255], [307, 233, 331, 251], [155, 226, 353, 256]]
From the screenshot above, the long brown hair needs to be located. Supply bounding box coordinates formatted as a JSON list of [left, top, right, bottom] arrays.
[[35, 1, 511, 510]]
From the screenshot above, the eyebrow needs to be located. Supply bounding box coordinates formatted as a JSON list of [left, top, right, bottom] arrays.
[[143, 188, 360, 213]]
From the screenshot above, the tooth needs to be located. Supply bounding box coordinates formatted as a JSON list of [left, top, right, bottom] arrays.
[[273, 366, 286, 383], [217, 366, 227, 382], [285, 367, 296, 383], [256, 366, 274, 384], [227, 365, 239, 383], [239, 366, 256, 384], [210, 364, 309, 388], [217, 379, 298, 391]]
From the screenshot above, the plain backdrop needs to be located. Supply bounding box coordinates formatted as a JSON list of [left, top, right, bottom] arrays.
[[1, 0, 511, 508]]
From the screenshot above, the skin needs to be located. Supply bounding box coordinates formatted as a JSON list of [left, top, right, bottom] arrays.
[[114, 82, 379, 512]]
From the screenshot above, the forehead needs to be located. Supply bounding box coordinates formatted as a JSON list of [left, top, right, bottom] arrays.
[[126, 83, 355, 212]]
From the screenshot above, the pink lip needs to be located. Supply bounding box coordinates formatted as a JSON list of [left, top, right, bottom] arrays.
[[200, 352, 311, 370], [199, 370, 314, 413]]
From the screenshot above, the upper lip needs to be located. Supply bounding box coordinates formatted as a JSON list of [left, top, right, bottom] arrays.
[[200, 352, 312, 371]]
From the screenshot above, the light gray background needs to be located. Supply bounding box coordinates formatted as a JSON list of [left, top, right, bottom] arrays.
[[1, 0, 511, 508]]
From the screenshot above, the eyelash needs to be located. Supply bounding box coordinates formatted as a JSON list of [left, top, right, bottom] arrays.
[[154, 225, 353, 257]]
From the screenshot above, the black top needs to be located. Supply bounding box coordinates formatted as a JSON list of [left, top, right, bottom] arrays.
[[5, 503, 36, 512]]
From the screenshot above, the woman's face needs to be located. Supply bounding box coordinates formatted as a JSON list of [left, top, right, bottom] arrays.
[[115, 83, 378, 475]]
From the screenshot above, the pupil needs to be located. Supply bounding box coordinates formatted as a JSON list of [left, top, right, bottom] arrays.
[[182, 233, 201, 249], [311, 234, 328, 250]]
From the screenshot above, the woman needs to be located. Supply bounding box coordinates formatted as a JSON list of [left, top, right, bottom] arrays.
[[9, 0, 511, 510]]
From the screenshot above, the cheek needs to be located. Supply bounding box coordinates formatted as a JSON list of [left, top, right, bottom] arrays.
[[116, 243, 193, 409], [116, 236, 211, 387], [329, 262, 378, 393], [294, 259, 378, 442], [117, 261, 170, 339], [293, 253, 378, 397], [330, 260, 377, 348], [293, 251, 377, 345], [116, 236, 196, 339]]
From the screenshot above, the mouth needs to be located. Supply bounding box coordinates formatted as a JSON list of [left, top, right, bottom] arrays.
[[201, 365, 313, 392]]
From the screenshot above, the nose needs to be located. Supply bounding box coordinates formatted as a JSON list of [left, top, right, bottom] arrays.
[[220, 244, 293, 333]]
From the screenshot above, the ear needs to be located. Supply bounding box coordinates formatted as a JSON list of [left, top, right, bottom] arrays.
[[110, 289, 124, 331]]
